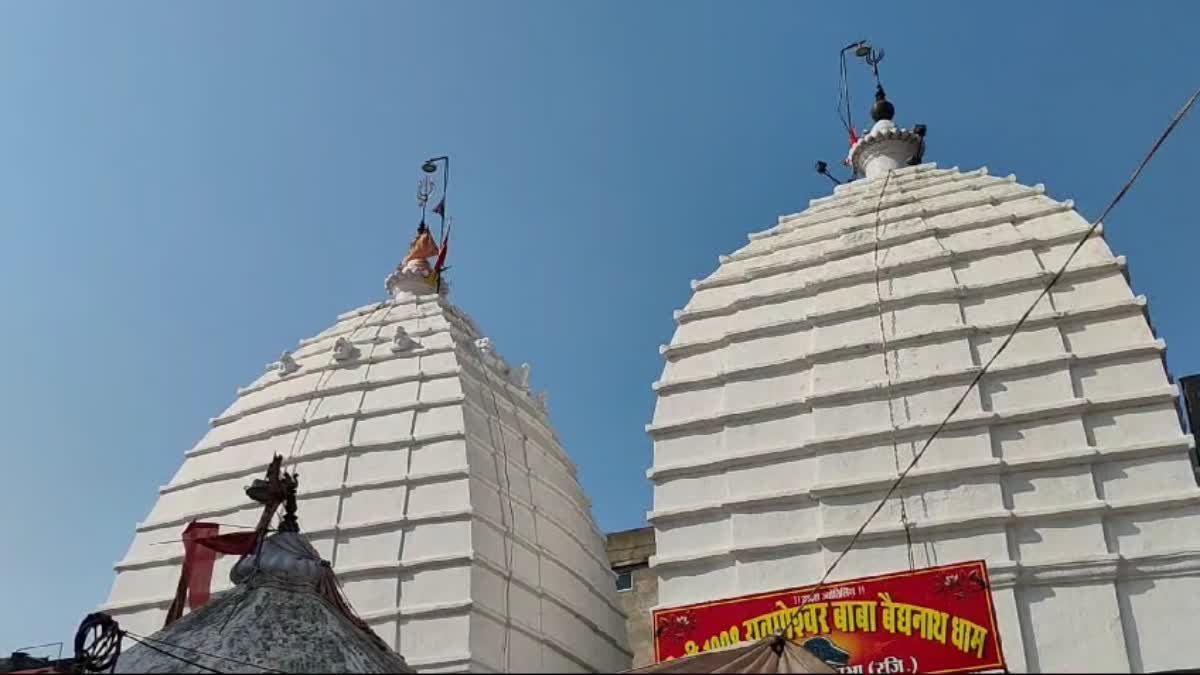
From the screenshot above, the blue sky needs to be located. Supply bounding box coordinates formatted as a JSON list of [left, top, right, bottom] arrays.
[[2, 0, 1199, 655]]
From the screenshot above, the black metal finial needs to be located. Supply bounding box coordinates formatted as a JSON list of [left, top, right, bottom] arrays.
[[871, 84, 895, 122], [278, 472, 300, 533]]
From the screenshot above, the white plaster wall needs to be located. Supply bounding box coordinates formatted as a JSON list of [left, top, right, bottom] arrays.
[[102, 295, 631, 673], [649, 164, 1200, 673]]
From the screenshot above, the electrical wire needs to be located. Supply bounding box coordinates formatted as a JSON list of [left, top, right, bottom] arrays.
[[122, 633, 224, 674], [835, 49, 854, 137], [285, 301, 390, 471], [781, 85, 1199, 632], [867, 169, 917, 571], [124, 631, 288, 674], [484, 361, 521, 671]]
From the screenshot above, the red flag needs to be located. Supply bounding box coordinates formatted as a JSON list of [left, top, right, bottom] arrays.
[[183, 522, 220, 609], [165, 521, 221, 625], [431, 198, 445, 217], [434, 232, 449, 272], [427, 226, 451, 292], [849, 126, 859, 146], [196, 531, 259, 556]]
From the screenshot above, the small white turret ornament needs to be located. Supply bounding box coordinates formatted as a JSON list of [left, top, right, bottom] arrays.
[[846, 83, 926, 180], [277, 351, 300, 376], [332, 337, 359, 362], [391, 326, 418, 353], [513, 363, 531, 390]]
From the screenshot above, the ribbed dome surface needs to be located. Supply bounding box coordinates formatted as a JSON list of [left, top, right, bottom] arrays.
[[648, 163, 1200, 673], [103, 290, 631, 673]]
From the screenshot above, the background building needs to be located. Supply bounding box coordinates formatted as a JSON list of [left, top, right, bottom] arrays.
[[606, 527, 658, 668]]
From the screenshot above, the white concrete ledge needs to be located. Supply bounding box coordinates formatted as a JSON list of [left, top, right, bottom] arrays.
[[470, 553, 632, 654], [469, 466, 609, 562], [402, 653, 474, 670], [647, 437, 1192, 524], [656, 294, 1144, 395], [156, 435, 599, 571], [133, 471, 607, 581], [645, 549, 1200, 613], [809, 458, 1006, 499], [648, 385, 1179, 481], [188, 393, 467, 458], [754, 166, 969, 242], [335, 553, 475, 578], [461, 394, 580, 485], [233, 341, 453, 414], [662, 251, 1119, 363], [721, 177, 1043, 273], [162, 450, 469, 496], [134, 496, 475, 537], [649, 492, 1200, 572], [649, 339, 1165, 438], [470, 602, 617, 674], [458, 349, 546, 419], [771, 172, 1026, 245], [473, 547, 628, 631], [690, 191, 1073, 303], [817, 508, 1014, 547], [458, 358, 568, 467]]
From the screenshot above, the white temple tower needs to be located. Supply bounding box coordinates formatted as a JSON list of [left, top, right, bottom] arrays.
[[647, 106, 1200, 672], [101, 271, 632, 673]]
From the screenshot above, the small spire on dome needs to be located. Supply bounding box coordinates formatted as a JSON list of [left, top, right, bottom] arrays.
[[391, 325, 418, 353], [830, 42, 928, 180], [333, 336, 359, 362], [277, 470, 300, 533], [387, 157, 454, 298], [276, 350, 300, 376], [871, 84, 895, 123]]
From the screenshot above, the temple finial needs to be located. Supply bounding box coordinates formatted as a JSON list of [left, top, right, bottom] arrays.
[[278, 471, 300, 533], [385, 157, 453, 298], [840, 43, 927, 179]]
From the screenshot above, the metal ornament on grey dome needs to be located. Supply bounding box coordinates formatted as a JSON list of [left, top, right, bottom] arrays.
[[98, 457, 413, 674]]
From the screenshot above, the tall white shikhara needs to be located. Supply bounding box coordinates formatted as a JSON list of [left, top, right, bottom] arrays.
[[648, 162, 1200, 673], [102, 288, 631, 673]]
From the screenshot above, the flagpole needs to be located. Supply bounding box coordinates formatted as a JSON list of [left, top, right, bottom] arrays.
[[440, 157, 449, 241], [422, 155, 450, 240], [421, 155, 452, 294]]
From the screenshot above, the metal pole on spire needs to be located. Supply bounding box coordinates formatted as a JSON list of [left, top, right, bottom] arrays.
[[421, 156, 452, 294], [422, 155, 450, 241]]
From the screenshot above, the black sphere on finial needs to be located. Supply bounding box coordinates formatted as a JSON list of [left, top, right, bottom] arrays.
[[871, 84, 895, 122]]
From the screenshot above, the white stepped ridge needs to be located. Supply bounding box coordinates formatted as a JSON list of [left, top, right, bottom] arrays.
[[102, 290, 632, 673], [648, 163, 1200, 673]]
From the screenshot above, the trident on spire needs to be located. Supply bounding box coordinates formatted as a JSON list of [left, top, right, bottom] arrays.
[[416, 175, 435, 211], [857, 42, 885, 89], [422, 156, 450, 241]]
